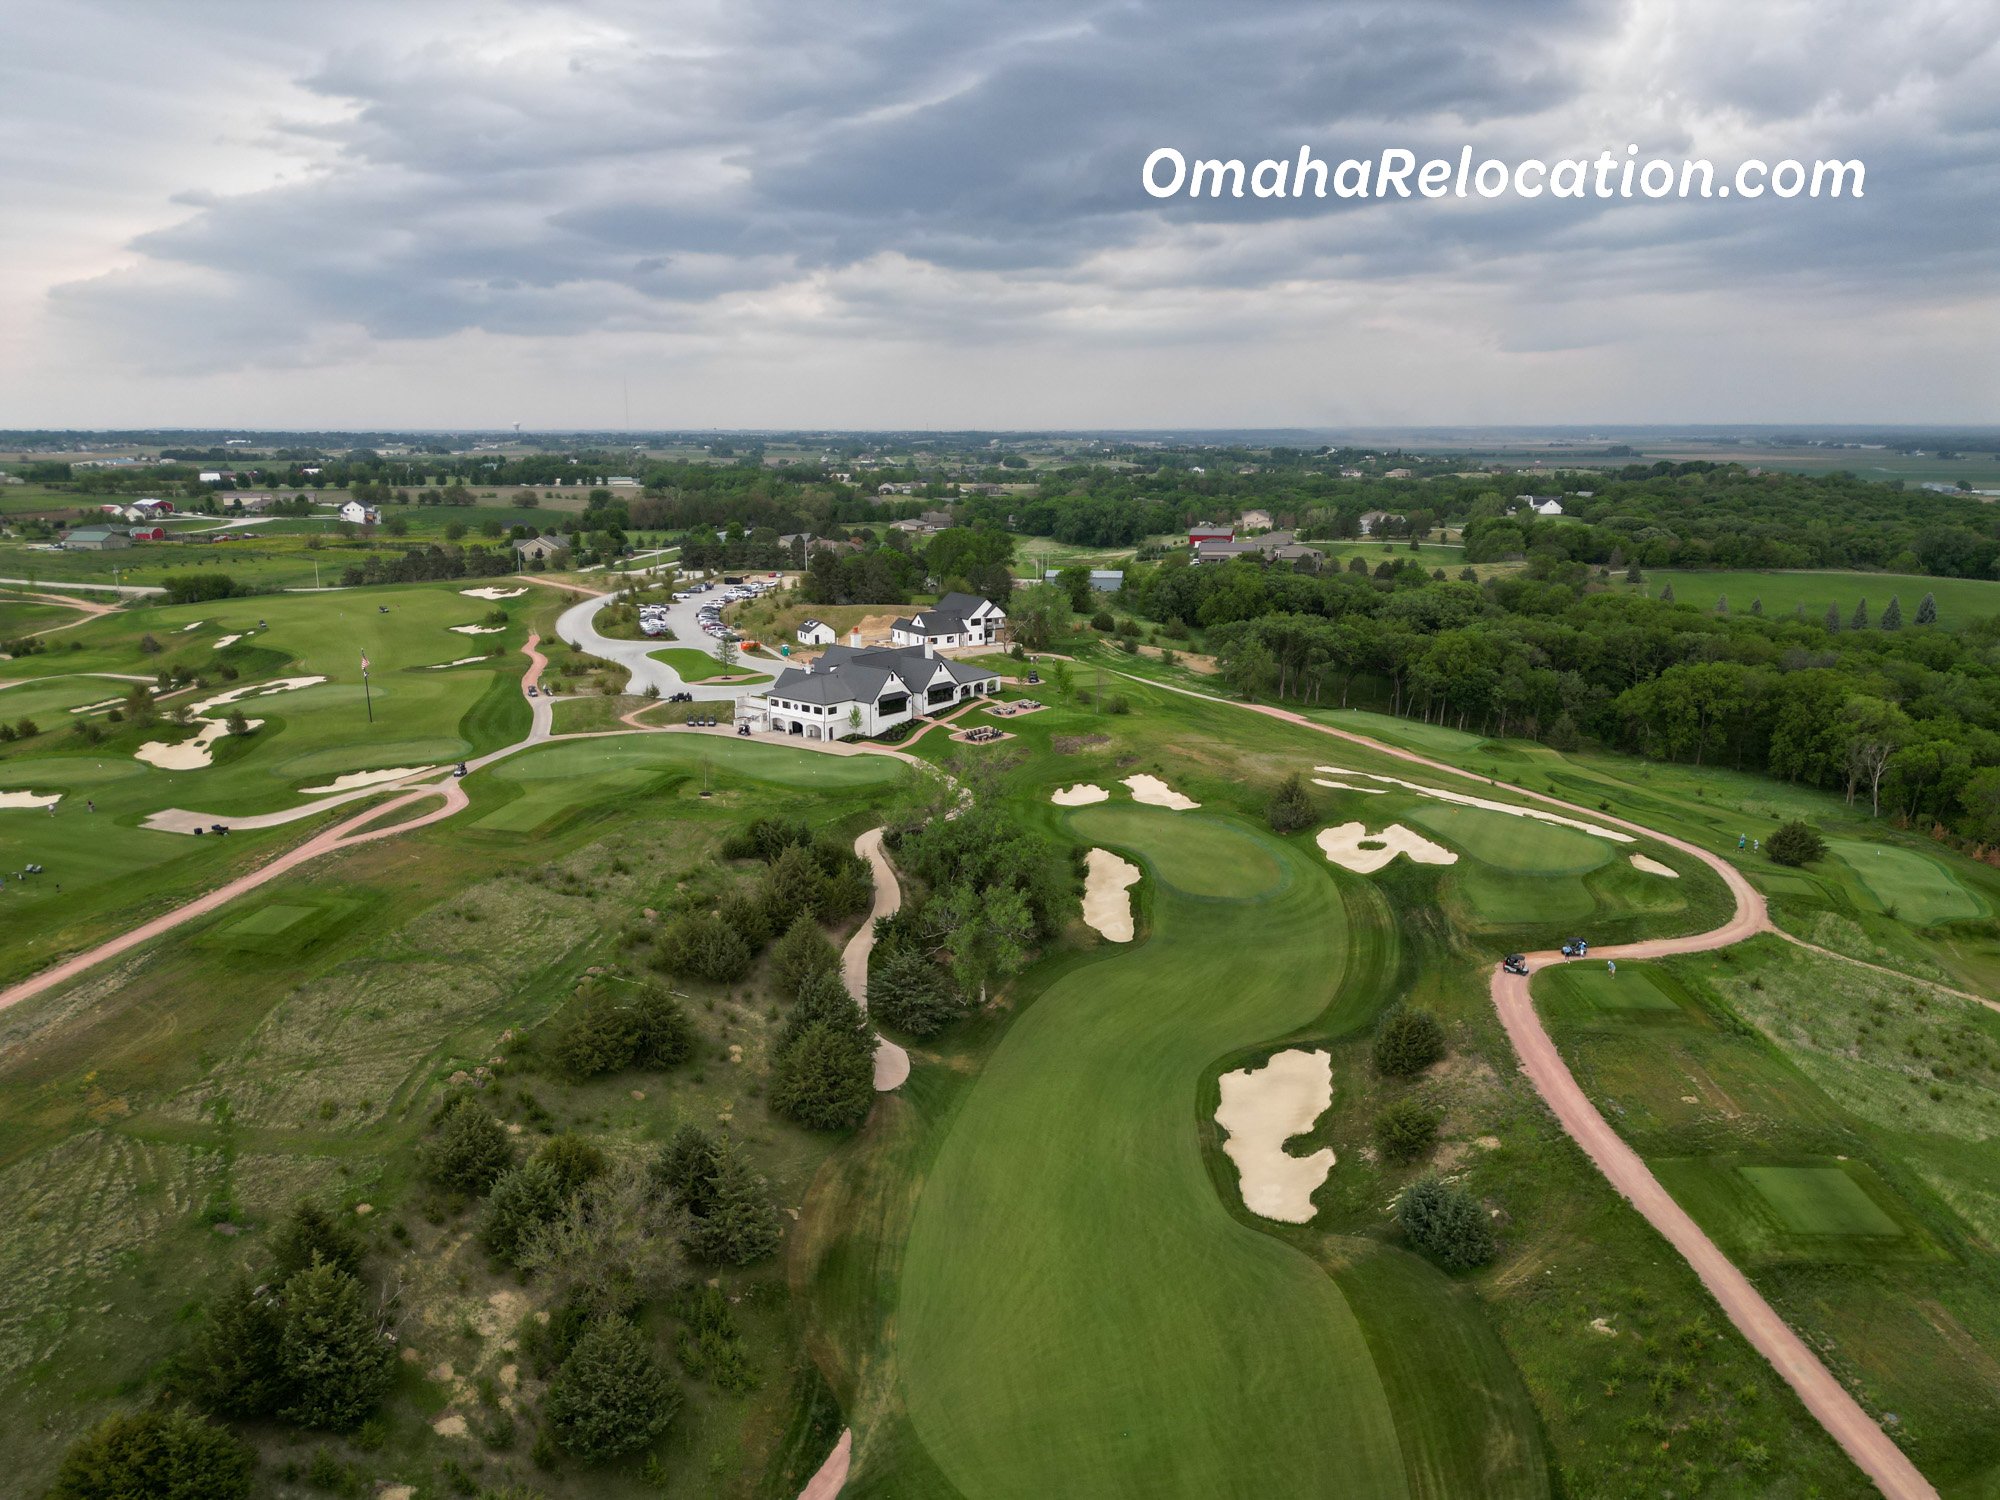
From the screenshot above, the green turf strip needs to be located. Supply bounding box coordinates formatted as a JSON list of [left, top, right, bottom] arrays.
[[1828, 838, 1985, 926], [893, 806, 1409, 1498], [1406, 803, 1613, 876]]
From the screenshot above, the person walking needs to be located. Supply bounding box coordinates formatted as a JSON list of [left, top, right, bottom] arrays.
[[1738, 833, 1746, 849], [1607, 959, 1617, 976]]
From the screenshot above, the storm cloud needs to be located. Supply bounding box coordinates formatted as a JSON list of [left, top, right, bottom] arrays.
[[2, 0, 1994, 425]]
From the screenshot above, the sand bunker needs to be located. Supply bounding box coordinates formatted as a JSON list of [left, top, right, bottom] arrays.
[[69, 698, 121, 715], [1051, 783, 1109, 806], [1629, 854, 1680, 878], [188, 676, 325, 717], [1317, 821, 1459, 874], [1311, 778, 1386, 794], [459, 586, 528, 600], [1314, 767, 1633, 843], [1122, 774, 1199, 810], [211, 633, 242, 649], [180, 621, 204, 632], [1215, 1049, 1336, 1223], [1082, 848, 1141, 941], [425, 655, 490, 670], [0, 789, 61, 810], [300, 766, 436, 794], [450, 624, 505, 635], [136, 717, 262, 770]]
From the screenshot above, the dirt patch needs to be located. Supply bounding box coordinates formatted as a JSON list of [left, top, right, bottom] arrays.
[[1053, 734, 1111, 755], [1215, 1049, 1336, 1223], [1316, 821, 1458, 874], [1082, 848, 1141, 941]]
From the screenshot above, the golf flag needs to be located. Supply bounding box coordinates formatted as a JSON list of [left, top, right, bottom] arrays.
[[360, 652, 370, 674]]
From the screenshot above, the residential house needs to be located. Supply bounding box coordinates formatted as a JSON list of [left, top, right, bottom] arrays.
[[1384, 467, 1413, 479], [754, 641, 1002, 742], [1192, 530, 1321, 567], [64, 527, 131, 551], [1358, 510, 1404, 536], [888, 590, 1007, 649], [796, 619, 838, 647], [339, 500, 380, 525], [514, 534, 568, 564], [1239, 509, 1274, 532], [197, 470, 225, 484]]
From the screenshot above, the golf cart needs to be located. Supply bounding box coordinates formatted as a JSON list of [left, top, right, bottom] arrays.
[[1502, 953, 1530, 977], [453, 762, 469, 779]]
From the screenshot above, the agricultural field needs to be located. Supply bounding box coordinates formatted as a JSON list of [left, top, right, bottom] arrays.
[[1635, 569, 2000, 629]]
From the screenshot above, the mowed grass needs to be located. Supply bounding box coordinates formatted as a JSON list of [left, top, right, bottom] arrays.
[[1650, 1157, 1939, 1265], [1406, 803, 1613, 875], [646, 646, 771, 684], [1827, 838, 1985, 926], [891, 805, 1410, 1499], [1637, 570, 2000, 629]]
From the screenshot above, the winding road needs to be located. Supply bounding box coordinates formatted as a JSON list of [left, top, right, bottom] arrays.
[[845, 828, 912, 1091], [555, 584, 761, 702]]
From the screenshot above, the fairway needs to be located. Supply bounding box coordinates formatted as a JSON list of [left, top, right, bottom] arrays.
[[220, 903, 314, 937], [892, 805, 1415, 1498], [491, 734, 905, 790], [1542, 962, 1682, 1018], [1829, 838, 1984, 926], [1407, 803, 1612, 875], [1452, 866, 1594, 927], [1640, 569, 2000, 630]]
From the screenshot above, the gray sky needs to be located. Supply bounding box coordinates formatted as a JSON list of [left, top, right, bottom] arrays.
[[1, 0, 1994, 428]]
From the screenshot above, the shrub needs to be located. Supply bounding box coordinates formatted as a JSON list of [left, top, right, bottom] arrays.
[[51, 1406, 253, 1500], [770, 916, 841, 1001], [545, 1319, 679, 1461], [481, 1160, 568, 1262], [867, 946, 966, 1037], [769, 1021, 875, 1131], [653, 1125, 723, 1217], [419, 1098, 517, 1194], [1265, 772, 1317, 835], [547, 998, 640, 1080], [268, 1199, 364, 1283], [761, 842, 827, 922], [1397, 1175, 1495, 1269], [631, 987, 695, 1069], [276, 1259, 396, 1429], [1090, 609, 1115, 632], [1373, 1005, 1446, 1078], [1373, 1098, 1440, 1164], [682, 1147, 783, 1267], [657, 912, 753, 983], [1767, 820, 1827, 868]]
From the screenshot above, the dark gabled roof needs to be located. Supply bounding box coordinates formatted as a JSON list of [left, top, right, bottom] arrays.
[[907, 609, 969, 635], [935, 590, 999, 618]]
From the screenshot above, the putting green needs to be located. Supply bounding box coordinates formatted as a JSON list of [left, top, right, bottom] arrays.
[[1407, 804, 1612, 875], [893, 806, 1410, 1498], [221, 903, 314, 937], [1828, 839, 1984, 926], [1066, 802, 1282, 899], [1739, 1166, 1903, 1239]]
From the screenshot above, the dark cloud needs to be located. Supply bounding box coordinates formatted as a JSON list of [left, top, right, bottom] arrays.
[[7, 0, 1997, 420]]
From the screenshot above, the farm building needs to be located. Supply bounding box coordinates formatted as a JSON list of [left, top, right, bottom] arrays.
[[751, 642, 1002, 741], [1188, 523, 1234, 546], [64, 527, 131, 551], [1089, 569, 1125, 592], [889, 591, 1007, 649], [796, 619, 837, 647]]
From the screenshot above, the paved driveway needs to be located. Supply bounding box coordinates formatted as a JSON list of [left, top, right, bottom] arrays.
[[554, 587, 770, 702]]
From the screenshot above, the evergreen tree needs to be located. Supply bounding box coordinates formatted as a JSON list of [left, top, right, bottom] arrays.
[[545, 1318, 679, 1461], [1881, 595, 1903, 630], [1749, 598, 1762, 616], [1397, 1175, 1496, 1269], [480, 1159, 568, 1262], [268, 1199, 364, 1284], [177, 1276, 285, 1420], [1917, 591, 1938, 626], [867, 946, 966, 1037], [762, 843, 826, 923], [418, 1097, 516, 1194], [1373, 1098, 1440, 1164], [1767, 820, 1828, 867], [1624, 562, 1643, 584], [1851, 597, 1869, 630], [783, 970, 871, 1049], [1658, 583, 1674, 603], [654, 1125, 724, 1218], [1714, 594, 1727, 615], [1824, 602, 1841, 633], [51, 1407, 254, 1500], [770, 915, 841, 1001], [769, 1021, 875, 1131], [1265, 771, 1317, 834], [276, 1258, 395, 1430], [683, 1146, 783, 1266], [631, 987, 695, 1069], [1373, 1005, 1446, 1078]]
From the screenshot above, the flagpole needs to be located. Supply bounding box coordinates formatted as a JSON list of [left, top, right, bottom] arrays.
[[362, 653, 373, 723]]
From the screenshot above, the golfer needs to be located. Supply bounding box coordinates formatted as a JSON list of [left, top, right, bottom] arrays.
[[1606, 959, 1617, 976]]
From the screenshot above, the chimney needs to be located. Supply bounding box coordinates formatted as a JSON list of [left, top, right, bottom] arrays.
[[850, 628, 862, 648], [803, 661, 814, 675], [923, 640, 933, 658]]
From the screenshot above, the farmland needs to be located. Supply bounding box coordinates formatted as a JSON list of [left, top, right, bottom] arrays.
[[1636, 569, 2000, 628]]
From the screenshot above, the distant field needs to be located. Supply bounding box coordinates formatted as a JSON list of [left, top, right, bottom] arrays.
[[1636, 569, 2000, 628]]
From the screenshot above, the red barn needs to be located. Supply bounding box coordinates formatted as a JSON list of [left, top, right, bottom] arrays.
[[1188, 523, 1234, 546]]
